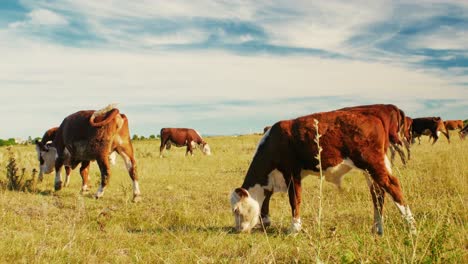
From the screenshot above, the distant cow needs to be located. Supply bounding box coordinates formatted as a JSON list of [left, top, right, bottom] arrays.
[[230, 110, 416, 236], [412, 117, 450, 144], [460, 124, 468, 140], [36, 127, 117, 185], [444, 120, 464, 139], [263, 126, 272, 134], [339, 104, 408, 164], [35, 105, 140, 201], [159, 128, 211, 157]]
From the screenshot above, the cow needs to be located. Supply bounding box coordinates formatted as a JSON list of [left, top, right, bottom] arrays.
[[412, 117, 450, 144], [36, 127, 117, 185], [35, 105, 140, 201], [460, 124, 468, 140], [339, 104, 408, 165], [263, 126, 272, 134], [230, 110, 416, 236], [444, 120, 464, 139], [159, 128, 211, 157]]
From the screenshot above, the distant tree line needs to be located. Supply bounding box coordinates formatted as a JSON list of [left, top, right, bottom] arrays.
[[131, 134, 159, 141]]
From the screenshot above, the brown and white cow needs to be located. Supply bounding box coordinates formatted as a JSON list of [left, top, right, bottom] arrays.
[[36, 127, 117, 186], [35, 105, 140, 201], [230, 110, 416, 236], [159, 128, 211, 157], [412, 117, 450, 144], [444, 120, 464, 139], [339, 104, 408, 165]]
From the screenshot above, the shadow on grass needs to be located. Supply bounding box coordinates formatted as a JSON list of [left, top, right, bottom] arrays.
[[126, 225, 289, 236]]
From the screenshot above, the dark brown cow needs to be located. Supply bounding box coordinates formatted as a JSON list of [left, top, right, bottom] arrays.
[[263, 126, 272, 134], [339, 104, 408, 164], [35, 127, 117, 186], [412, 117, 450, 144], [35, 105, 140, 201], [444, 120, 464, 139], [230, 110, 416, 235], [460, 124, 468, 139], [159, 128, 211, 157]]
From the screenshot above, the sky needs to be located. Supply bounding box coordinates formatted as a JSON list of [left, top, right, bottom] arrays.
[[0, 0, 467, 139]]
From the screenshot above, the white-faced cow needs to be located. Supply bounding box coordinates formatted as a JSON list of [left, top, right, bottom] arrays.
[[412, 117, 450, 144], [35, 105, 140, 201], [230, 110, 416, 236], [159, 128, 211, 157], [36, 127, 117, 186]]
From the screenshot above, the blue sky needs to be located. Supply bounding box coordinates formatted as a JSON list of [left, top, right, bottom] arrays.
[[0, 0, 467, 138]]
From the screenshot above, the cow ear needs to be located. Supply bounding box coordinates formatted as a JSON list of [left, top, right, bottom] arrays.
[[35, 140, 46, 151], [235, 188, 249, 199]]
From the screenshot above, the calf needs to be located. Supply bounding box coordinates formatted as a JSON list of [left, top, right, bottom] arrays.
[[159, 128, 211, 157], [35, 105, 140, 201], [230, 110, 416, 235], [36, 127, 117, 185]]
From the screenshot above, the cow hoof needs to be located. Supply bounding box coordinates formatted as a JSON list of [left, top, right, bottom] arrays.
[[132, 195, 142, 203], [288, 218, 302, 234], [55, 182, 63, 191]]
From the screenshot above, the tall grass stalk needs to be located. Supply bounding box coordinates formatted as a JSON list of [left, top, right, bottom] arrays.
[[313, 119, 325, 264]]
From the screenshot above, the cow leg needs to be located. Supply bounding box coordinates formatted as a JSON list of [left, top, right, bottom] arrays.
[[63, 166, 72, 187], [159, 140, 166, 158], [95, 158, 111, 199], [119, 147, 141, 202], [287, 176, 302, 233], [186, 144, 193, 156], [392, 144, 407, 165], [79, 161, 91, 193], [366, 156, 416, 234], [260, 190, 273, 228], [403, 138, 411, 160], [54, 157, 64, 191], [365, 175, 385, 235]]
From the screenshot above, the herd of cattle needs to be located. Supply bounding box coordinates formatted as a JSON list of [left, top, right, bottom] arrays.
[[33, 104, 466, 236]]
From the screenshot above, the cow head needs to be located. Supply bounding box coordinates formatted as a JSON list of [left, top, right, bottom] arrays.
[[35, 140, 58, 180], [230, 188, 260, 233], [435, 117, 450, 143], [201, 142, 211, 155]]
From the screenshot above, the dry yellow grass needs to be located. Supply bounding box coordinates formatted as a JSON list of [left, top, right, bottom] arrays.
[[0, 132, 466, 263]]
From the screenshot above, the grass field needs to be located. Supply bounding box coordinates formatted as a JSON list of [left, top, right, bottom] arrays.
[[0, 132, 466, 263]]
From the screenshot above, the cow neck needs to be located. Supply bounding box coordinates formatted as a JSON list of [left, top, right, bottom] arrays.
[[241, 144, 274, 190]]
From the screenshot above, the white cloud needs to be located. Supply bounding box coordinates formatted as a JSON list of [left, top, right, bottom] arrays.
[[9, 8, 68, 29]]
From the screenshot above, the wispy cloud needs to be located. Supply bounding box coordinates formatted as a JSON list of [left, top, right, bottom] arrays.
[[0, 0, 467, 138]]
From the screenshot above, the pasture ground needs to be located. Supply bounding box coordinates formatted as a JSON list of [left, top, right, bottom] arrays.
[[0, 133, 466, 263]]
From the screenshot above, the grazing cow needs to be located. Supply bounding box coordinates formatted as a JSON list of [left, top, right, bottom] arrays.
[[35, 126, 117, 185], [159, 128, 211, 157], [412, 117, 450, 144], [35, 105, 140, 201], [230, 110, 416, 236], [444, 120, 464, 139], [460, 124, 468, 139], [263, 126, 272, 134], [339, 104, 408, 165]]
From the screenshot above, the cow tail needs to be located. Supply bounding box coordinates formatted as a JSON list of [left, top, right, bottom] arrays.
[[89, 105, 120, 127]]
